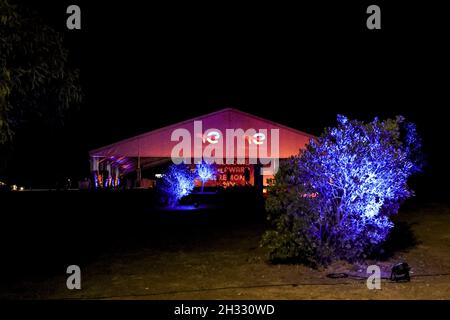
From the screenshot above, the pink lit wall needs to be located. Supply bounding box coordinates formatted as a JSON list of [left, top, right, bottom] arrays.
[[90, 108, 314, 161]]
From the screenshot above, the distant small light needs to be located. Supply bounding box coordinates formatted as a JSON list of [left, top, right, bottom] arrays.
[[252, 133, 266, 145], [12, 185, 17, 191], [206, 131, 220, 144], [155, 174, 164, 178], [19, 187, 24, 191]]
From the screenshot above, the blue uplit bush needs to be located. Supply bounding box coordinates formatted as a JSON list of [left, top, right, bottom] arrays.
[[262, 115, 423, 266], [195, 161, 217, 192], [160, 163, 195, 207]]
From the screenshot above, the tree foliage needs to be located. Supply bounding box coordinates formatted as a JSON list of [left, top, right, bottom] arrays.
[[0, 0, 82, 144], [262, 115, 423, 266], [160, 163, 196, 207], [195, 160, 217, 192]]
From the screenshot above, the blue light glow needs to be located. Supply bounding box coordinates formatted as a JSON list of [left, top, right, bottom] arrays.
[[274, 114, 423, 261], [195, 161, 217, 192], [160, 163, 196, 207]]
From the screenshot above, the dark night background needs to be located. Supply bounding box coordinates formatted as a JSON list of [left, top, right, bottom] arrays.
[[1, 1, 450, 304], [5, 0, 450, 200]]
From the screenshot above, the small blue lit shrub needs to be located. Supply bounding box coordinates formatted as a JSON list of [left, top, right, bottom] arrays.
[[262, 115, 423, 266], [160, 163, 195, 207], [195, 160, 217, 192]]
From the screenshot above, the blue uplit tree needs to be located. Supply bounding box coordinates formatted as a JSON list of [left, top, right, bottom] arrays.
[[262, 115, 423, 265], [195, 161, 217, 192], [160, 163, 195, 207]]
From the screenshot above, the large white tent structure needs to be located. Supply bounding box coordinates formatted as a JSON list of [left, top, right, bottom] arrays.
[[89, 108, 315, 188]]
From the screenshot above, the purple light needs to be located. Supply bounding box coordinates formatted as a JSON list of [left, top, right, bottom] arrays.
[[160, 163, 196, 207], [195, 160, 217, 192], [265, 114, 423, 263]]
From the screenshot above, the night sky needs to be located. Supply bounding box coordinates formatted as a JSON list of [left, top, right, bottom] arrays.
[[6, 1, 450, 200]]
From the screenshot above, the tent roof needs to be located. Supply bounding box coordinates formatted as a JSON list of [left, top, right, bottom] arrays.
[[89, 108, 315, 159]]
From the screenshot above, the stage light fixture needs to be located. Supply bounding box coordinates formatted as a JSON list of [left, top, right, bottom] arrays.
[[390, 262, 411, 282]]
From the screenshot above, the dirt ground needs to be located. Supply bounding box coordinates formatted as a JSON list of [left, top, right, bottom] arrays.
[[3, 202, 450, 300]]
